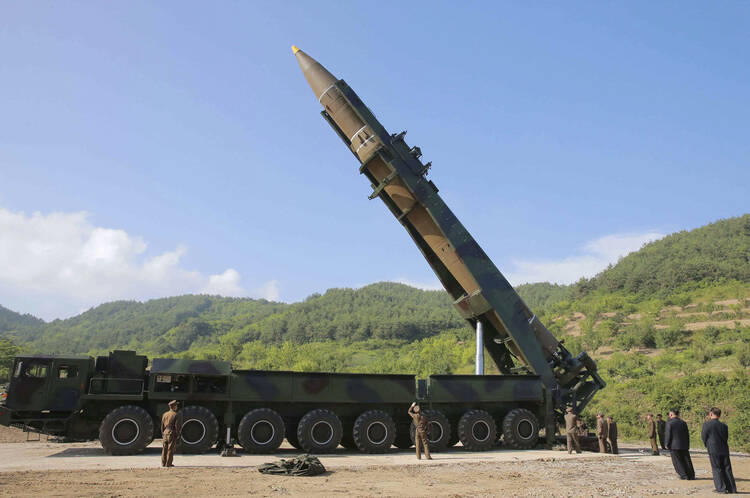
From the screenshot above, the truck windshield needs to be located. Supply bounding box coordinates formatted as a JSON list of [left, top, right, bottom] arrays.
[[24, 362, 49, 378]]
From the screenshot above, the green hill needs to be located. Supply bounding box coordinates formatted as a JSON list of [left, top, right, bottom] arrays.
[[575, 214, 750, 297]]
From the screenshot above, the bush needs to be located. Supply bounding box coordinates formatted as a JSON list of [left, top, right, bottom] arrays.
[[655, 325, 683, 349], [738, 343, 750, 367]]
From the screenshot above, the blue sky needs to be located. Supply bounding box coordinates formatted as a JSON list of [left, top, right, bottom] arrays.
[[1, 1, 748, 320]]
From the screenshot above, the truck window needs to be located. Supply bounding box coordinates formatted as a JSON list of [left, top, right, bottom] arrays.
[[154, 374, 189, 393], [13, 361, 23, 378], [194, 376, 227, 394], [25, 362, 48, 378], [58, 366, 79, 379]]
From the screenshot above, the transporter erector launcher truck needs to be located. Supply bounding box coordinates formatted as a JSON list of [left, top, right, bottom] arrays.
[[0, 49, 604, 456]]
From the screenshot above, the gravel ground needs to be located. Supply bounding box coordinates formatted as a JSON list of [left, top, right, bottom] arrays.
[[0, 426, 746, 497]]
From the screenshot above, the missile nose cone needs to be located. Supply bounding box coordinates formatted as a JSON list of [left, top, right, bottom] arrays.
[[293, 47, 337, 100]]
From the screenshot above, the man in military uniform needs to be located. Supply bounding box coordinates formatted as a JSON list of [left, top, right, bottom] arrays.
[[576, 418, 588, 438], [564, 407, 581, 454], [408, 402, 431, 460], [656, 414, 666, 450], [596, 413, 608, 453], [607, 415, 618, 454], [647, 413, 660, 455], [161, 400, 181, 467]]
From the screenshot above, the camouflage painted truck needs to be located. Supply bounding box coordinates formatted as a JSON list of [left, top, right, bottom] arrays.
[[0, 49, 604, 456]]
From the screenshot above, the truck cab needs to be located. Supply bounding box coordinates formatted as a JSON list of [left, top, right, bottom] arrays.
[[5, 355, 93, 414]]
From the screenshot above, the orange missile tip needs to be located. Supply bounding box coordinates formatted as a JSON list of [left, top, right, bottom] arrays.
[[291, 45, 300, 54]]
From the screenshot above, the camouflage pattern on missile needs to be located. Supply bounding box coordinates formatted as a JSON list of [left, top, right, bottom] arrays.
[[293, 47, 605, 423]]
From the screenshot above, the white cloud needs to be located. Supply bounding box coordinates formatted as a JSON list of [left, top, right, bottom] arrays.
[[392, 277, 444, 291], [0, 208, 279, 320], [506, 231, 665, 286]]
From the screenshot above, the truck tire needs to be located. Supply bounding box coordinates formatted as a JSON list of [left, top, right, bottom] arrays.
[[297, 408, 342, 453], [238, 408, 285, 453], [179, 405, 219, 453], [458, 409, 497, 451], [99, 405, 154, 455], [393, 428, 413, 449], [502, 408, 539, 449], [409, 409, 451, 451], [352, 410, 396, 453]]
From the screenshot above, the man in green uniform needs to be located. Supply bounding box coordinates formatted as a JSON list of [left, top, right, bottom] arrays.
[[408, 402, 431, 460], [564, 407, 581, 454], [161, 400, 181, 467], [656, 414, 666, 450], [596, 413, 608, 453], [607, 416, 618, 454], [647, 413, 660, 455]]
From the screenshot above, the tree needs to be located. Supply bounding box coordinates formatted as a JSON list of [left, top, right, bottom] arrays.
[[0, 338, 21, 382]]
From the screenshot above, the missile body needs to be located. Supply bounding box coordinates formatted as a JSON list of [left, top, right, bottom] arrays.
[[293, 48, 604, 417]]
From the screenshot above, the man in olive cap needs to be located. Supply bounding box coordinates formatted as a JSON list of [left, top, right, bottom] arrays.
[[647, 413, 660, 455], [408, 402, 431, 460], [161, 400, 181, 467], [596, 413, 608, 453], [564, 407, 581, 454], [607, 416, 619, 454]]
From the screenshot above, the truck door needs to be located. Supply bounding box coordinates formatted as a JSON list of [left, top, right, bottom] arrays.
[[7, 358, 52, 411], [48, 361, 85, 411]]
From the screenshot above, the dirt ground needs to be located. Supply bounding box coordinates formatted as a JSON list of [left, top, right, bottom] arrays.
[[0, 426, 746, 497]]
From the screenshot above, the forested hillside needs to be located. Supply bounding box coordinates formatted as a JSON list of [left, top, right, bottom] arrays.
[[574, 214, 750, 297], [0, 214, 748, 450]]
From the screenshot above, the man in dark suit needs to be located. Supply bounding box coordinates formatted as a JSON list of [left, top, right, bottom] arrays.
[[702, 407, 737, 494], [665, 408, 695, 480]]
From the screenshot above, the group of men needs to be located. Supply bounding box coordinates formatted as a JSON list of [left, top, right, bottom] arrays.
[[563, 407, 618, 455], [563, 406, 737, 494], [655, 408, 737, 494], [646, 412, 667, 455], [161, 400, 737, 493]]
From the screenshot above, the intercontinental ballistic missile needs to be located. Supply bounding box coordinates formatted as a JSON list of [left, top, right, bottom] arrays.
[[293, 47, 604, 416]]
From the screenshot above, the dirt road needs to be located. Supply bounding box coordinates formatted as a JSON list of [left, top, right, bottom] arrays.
[[0, 427, 746, 497]]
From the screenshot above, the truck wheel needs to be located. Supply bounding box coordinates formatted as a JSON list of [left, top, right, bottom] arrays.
[[502, 408, 539, 449], [352, 410, 396, 453], [393, 428, 413, 449], [238, 408, 285, 453], [99, 405, 154, 455], [458, 409, 497, 451], [179, 405, 219, 454], [409, 409, 451, 451], [297, 409, 342, 453]]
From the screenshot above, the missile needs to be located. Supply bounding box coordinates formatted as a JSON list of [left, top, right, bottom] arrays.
[[292, 47, 568, 384]]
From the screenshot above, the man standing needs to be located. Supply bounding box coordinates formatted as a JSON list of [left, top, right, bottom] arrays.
[[576, 418, 588, 437], [607, 416, 618, 454], [596, 413, 608, 453], [161, 400, 181, 467], [656, 414, 667, 450], [564, 407, 581, 454], [665, 409, 695, 480], [647, 413, 660, 455], [702, 407, 737, 494], [408, 402, 431, 460]]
